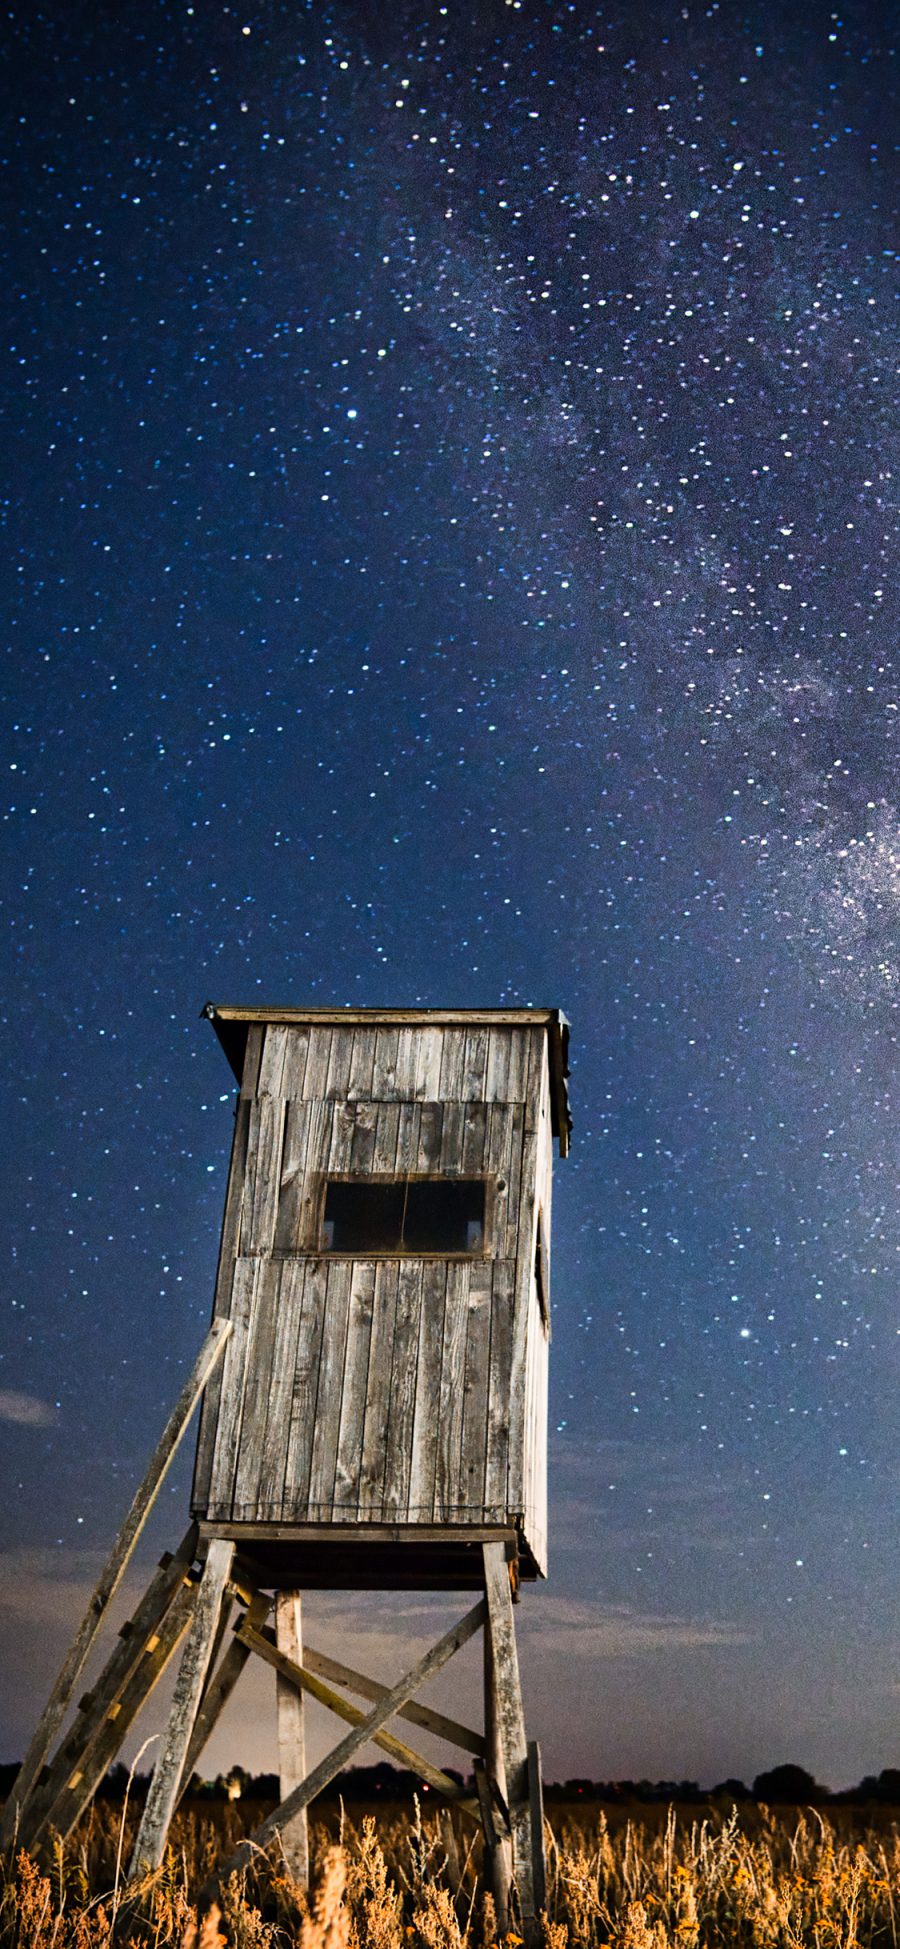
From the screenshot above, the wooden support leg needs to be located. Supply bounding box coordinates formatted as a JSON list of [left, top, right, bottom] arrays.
[[483, 1604, 512, 1932], [177, 1589, 272, 1806], [129, 1538, 235, 1878], [275, 1591, 309, 1887], [483, 1543, 542, 1942]]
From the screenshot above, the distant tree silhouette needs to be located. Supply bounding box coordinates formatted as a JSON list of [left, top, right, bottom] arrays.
[[752, 1763, 824, 1804], [711, 1777, 752, 1801]]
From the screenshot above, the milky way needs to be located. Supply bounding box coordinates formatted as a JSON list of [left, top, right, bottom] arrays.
[[2, 1, 897, 1788]]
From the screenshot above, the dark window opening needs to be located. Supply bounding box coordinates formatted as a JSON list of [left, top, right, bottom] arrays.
[[322, 1178, 486, 1255]]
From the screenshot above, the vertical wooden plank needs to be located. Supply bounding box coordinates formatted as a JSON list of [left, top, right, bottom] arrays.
[[460, 1260, 492, 1514], [273, 1100, 310, 1253], [484, 1614, 512, 1933], [485, 1028, 511, 1104], [417, 1102, 444, 1174], [276, 1593, 309, 1886], [482, 1543, 538, 1940], [504, 1104, 527, 1262], [505, 1027, 530, 1104], [282, 1258, 328, 1518], [461, 1101, 489, 1179], [349, 1100, 378, 1174], [303, 1025, 334, 1099], [462, 1024, 489, 1101], [281, 1025, 311, 1098], [329, 1100, 358, 1174], [255, 1259, 307, 1518], [207, 1259, 259, 1519], [130, 1540, 235, 1876], [527, 1742, 547, 1915], [332, 1261, 376, 1516], [414, 1028, 443, 1101], [359, 1260, 400, 1517], [324, 1027, 352, 1100], [371, 1026, 400, 1098], [395, 1101, 422, 1180], [382, 1259, 424, 1518], [484, 1103, 514, 1265], [433, 1261, 469, 1519], [440, 1101, 466, 1175], [394, 1028, 419, 1099], [485, 1262, 514, 1521], [408, 1261, 446, 1517], [372, 1100, 401, 1175], [239, 1097, 287, 1254], [508, 1035, 542, 1525], [438, 1028, 467, 1102], [306, 1260, 353, 1516], [232, 1261, 282, 1516], [257, 1023, 290, 1096], [239, 1023, 264, 1098], [347, 1025, 376, 1100]]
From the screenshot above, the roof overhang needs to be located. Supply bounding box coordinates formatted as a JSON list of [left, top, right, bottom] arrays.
[[203, 1003, 571, 1156]]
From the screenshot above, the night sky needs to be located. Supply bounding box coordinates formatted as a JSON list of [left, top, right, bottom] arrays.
[[2, 0, 898, 1793]]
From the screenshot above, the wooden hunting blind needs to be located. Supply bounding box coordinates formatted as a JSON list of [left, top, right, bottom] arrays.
[[6, 1005, 570, 1938], [192, 1006, 571, 1591]]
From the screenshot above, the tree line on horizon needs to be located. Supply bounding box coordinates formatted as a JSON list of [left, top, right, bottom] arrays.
[[4, 1758, 900, 1808]]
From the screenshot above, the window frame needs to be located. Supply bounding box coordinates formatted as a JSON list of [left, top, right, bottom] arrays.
[[292, 1171, 497, 1260]]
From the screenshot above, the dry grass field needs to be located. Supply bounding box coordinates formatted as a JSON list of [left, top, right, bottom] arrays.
[[4, 1797, 900, 1948]]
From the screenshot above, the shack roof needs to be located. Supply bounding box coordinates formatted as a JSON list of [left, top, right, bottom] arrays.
[[203, 1003, 571, 1156]]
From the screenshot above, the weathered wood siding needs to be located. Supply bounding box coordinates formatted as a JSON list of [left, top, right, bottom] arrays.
[[192, 1021, 551, 1564]]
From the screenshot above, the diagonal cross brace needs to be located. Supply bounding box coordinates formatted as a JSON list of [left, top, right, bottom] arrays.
[[199, 1597, 487, 1900], [237, 1618, 478, 1812]]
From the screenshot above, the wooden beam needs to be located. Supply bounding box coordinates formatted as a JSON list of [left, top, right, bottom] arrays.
[[527, 1741, 547, 1915], [130, 1539, 234, 1876], [303, 1644, 485, 1758], [483, 1543, 539, 1941], [483, 1594, 512, 1931], [1, 1323, 230, 1850], [31, 1575, 199, 1847], [177, 1590, 271, 1804], [202, 1597, 486, 1899], [18, 1530, 198, 1850], [237, 1620, 477, 1812], [275, 1592, 309, 1886]]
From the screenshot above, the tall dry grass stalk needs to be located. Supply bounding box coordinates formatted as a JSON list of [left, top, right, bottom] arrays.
[[2, 1802, 900, 1946]]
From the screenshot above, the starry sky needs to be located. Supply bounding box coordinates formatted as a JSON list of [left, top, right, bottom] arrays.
[[2, 0, 898, 1793]]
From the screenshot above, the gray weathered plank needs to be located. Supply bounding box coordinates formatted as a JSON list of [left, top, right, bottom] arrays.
[[462, 1024, 489, 1101], [347, 1026, 376, 1101], [382, 1260, 423, 1519], [303, 1026, 334, 1100], [414, 1028, 443, 1101], [332, 1261, 376, 1516], [207, 1262, 259, 1519], [461, 1101, 489, 1180], [254, 1259, 307, 1518], [371, 1100, 401, 1176], [239, 1097, 286, 1255], [305, 1260, 352, 1515], [239, 1024, 265, 1098], [130, 1539, 235, 1876], [281, 1025, 311, 1099], [349, 1099, 378, 1174], [394, 1101, 422, 1181], [257, 1024, 290, 1097], [202, 1599, 487, 1897], [440, 1101, 466, 1176], [358, 1260, 399, 1516], [232, 1260, 282, 1514], [273, 1100, 311, 1253], [323, 1028, 352, 1100], [408, 1260, 446, 1518], [433, 1262, 469, 1519], [394, 1029, 419, 1099], [438, 1028, 467, 1102], [417, 1101, 444, 1174], [485, 1262, 515, 1520], [460, 1261, 492, 1513], [371, 1027, 400, 1098], [485, 1029, 511, 1104], [1, 1324, 229, 1849], [282, 1259, 328, 1518]]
